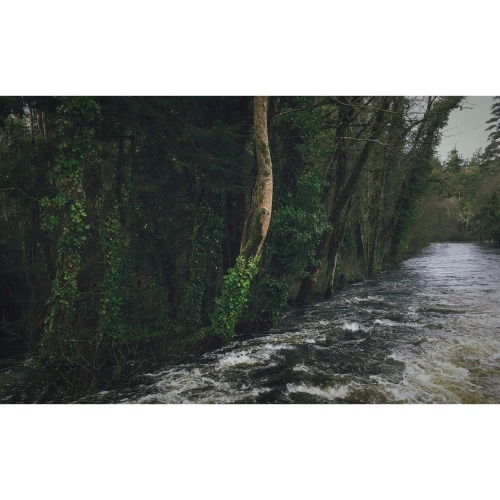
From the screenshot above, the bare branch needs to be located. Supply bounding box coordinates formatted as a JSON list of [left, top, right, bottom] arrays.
[[274, 97, 332, 119], [0, 187, 39, 202], [338, 136, 389, 147]]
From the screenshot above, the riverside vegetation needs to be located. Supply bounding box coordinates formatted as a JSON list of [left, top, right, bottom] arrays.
[[1, 96, 499, 398]]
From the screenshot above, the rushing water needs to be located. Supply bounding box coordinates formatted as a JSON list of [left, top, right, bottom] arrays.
[[76, 242, 500, 404]]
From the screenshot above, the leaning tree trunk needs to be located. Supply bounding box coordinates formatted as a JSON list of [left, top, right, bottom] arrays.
[[212, 96, 273, 342], [240, 96, 273, 260]]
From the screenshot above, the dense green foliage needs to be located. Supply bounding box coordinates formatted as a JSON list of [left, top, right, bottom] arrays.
[[3, 95, 486, 389]]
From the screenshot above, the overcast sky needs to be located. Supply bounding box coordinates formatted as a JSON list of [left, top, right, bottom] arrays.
[[437, 96, 495, 160]]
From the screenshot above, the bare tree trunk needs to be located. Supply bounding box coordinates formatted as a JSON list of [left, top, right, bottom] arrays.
[[36, 111, 46, 143], [267, 96, 280, 143], [42, 111, 48, 142], [28, 103, 35, 145], [240, 96, 273, 260], [324, 196, 354, 298]]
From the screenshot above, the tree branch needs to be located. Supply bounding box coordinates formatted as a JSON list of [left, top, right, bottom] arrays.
[[338, 136, 389, 147], [274, 97, 332, 119]]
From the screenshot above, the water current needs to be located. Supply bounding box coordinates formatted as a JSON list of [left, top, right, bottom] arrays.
[[79, 242, 500, 404]]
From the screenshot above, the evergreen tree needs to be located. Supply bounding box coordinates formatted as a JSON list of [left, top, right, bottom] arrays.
[[484, 96, 500, 162], [445, 147, 465, 172]]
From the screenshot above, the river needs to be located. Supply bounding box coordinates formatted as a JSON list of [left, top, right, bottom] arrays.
[[73, 242, 498, 404]]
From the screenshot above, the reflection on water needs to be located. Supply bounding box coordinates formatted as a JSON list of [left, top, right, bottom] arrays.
[[79, 243, 500, 403]]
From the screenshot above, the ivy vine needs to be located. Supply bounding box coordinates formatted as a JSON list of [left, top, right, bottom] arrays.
[[211, 255, 259, 342]]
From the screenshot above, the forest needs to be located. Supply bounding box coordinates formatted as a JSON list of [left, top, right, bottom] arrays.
[[1, 95, 499, 394]]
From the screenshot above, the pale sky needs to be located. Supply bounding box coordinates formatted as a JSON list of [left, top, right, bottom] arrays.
[[437, 96, 495, 160]]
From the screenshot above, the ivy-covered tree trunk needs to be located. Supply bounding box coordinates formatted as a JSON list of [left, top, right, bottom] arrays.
[[97, 111, 127, 341], [41, 97, 100, 359], [212, 96, 273, 342], [178, 191, 225, 335]]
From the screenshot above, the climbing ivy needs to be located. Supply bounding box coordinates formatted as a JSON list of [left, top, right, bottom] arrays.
[[98, 205, 127, 340], [211, 255, 259, 342], [41, 97, 100, 355], [177, 192, 225, 335]]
